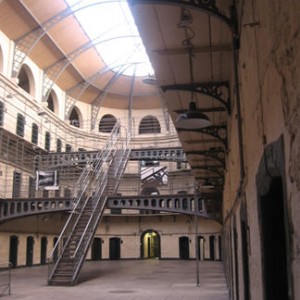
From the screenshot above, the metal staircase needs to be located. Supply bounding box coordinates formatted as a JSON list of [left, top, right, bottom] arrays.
[[47, 123, 130, 286]]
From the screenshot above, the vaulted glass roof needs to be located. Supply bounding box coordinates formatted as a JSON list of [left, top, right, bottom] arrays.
[[65, 0, 154, 77]]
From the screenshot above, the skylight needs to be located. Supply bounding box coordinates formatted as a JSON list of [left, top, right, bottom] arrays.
[[65, 0, 154, 77]]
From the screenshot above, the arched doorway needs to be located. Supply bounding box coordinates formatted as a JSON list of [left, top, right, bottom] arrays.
[[256, 137, 292, 300], [179, 236, 190, 259], [140, 230, 160, 259], [91, 237, 102, 261], [109, 237, 121, 260], [9, 235, 18, 268]]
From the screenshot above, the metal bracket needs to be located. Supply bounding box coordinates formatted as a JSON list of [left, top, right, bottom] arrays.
[[129, 0, 232, 27], [161, 81, 231, 114], [193, 165, 224, 177], [178, 125, 227, 149], [185, 147, 225, 167]]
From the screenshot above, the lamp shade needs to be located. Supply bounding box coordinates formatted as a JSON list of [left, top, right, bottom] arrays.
[[176, 102, 211, 130], [201, 178, 215, 189]]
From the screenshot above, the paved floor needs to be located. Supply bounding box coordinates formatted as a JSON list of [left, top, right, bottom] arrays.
[[1, 260, 229, 300]]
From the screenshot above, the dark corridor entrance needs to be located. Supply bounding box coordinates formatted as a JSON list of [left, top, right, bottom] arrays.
[[260, 177, 289, 300]]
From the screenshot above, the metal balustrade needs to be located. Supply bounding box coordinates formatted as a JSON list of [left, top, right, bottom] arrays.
[[35, 147, 186, 170], [0, 193, 220, 222], [107, 194, 208, 217], [0, 198, 72, 223]]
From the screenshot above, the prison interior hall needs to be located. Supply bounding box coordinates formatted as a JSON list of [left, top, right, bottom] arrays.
[[0, 1, 299, 300]]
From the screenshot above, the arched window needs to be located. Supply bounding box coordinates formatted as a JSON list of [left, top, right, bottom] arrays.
[[31, 123, 38, 144], [139, 116, 161, 134], [99, 114, 117, 133], [45, 89, 59, 114], [69, 106, 81, 128], [47, 93, 54, 112], [16, 113, 25, 137], [17, 65, 35, 96], [45, 132, 51, 151]]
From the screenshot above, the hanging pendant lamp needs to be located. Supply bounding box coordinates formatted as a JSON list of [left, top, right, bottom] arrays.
[[176, 101, 211, 129], [175, 19, 211, 130]]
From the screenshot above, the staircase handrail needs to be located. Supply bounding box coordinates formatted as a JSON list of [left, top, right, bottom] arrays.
[[48, 122, 121, 262]]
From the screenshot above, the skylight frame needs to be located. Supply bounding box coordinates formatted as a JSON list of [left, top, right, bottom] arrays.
[[65, 0, 154, 77]]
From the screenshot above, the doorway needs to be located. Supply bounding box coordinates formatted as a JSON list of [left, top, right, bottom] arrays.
[[91, 237, 102, 261], [40, 236, 47, 265], [9, 235, 18, 268], [179, 236, 190, 259], [26, 236, 34, 266], [209, 235, 215, 260], [141, 230, 160, 259], [109, 237, 121, 260], [260, 177, 289, 300]]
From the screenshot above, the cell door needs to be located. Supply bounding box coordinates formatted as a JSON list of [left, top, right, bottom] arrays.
[[40, 237, 47, 265], [179, 236, 190, 259], [9, 235, 18, 268], [109, 237, 121, 260], [209, 235, 215, 261], [91, 237, 102, 261], [26, 236, 34, 266]]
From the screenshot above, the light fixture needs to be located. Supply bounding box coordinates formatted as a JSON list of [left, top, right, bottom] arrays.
[[175, 10, 211, 130], [176, 101, 211, 129], [201, 178, 215, 189], [37, 108, 47, 116]]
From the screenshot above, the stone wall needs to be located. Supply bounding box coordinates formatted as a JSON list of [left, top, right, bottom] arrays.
[[223, 0, 300, 299]]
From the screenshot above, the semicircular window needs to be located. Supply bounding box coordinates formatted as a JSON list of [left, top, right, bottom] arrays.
[[139, 116, 161, 134], [99, 114, 117, 133]]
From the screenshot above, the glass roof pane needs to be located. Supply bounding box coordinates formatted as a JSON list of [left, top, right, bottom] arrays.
[[65, 0, 154, 77]]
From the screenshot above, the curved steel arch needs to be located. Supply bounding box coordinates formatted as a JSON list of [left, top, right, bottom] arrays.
[[64, 60, 146, 120], [42, 34, 140, 101], [12, 0, 127, 77]]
